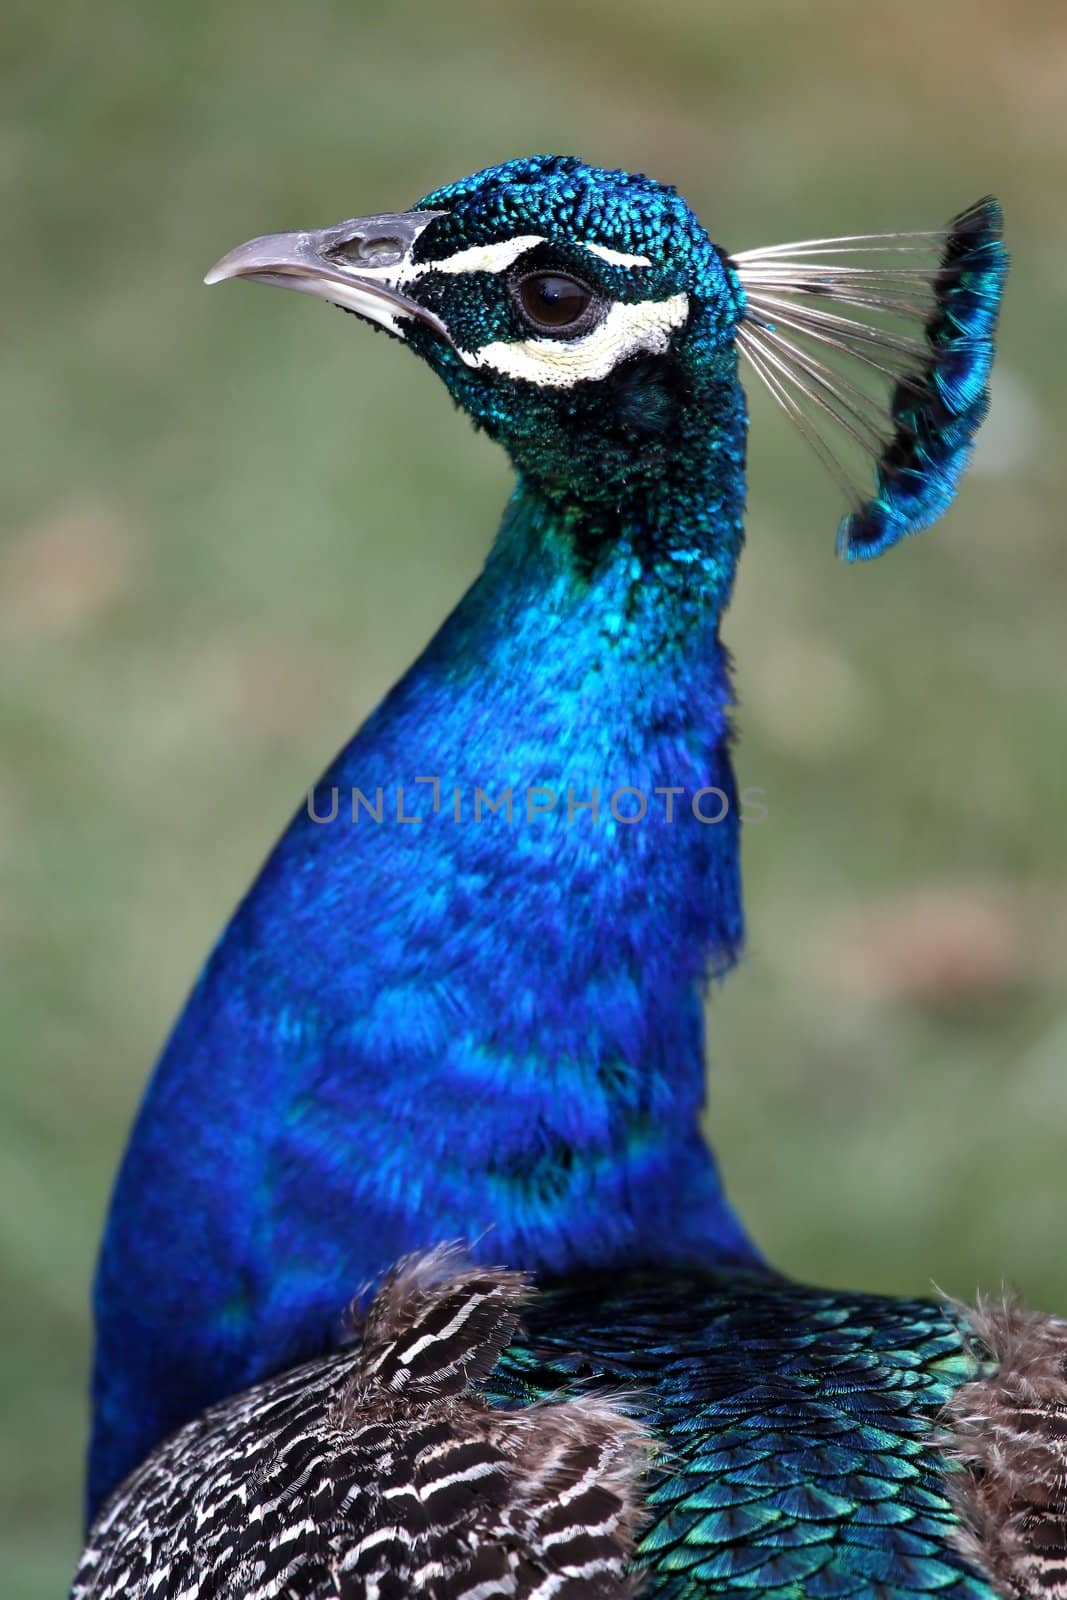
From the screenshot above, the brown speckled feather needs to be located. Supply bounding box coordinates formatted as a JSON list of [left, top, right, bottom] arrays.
[[943, 1297, 1067, 1599]]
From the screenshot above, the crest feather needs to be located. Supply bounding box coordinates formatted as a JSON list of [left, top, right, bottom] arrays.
[[731, 197, 1007, 560]]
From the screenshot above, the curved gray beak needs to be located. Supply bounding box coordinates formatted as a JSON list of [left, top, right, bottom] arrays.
[[204, 210, 452, 343]]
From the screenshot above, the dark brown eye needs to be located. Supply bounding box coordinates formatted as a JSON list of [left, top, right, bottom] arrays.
[[516, 273, 593, 333]]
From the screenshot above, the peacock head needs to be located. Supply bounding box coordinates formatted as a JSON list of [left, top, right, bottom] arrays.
[[207, 153, 1006, 558]]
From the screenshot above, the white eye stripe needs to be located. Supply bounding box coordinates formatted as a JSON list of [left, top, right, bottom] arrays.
[[584, 242, 653, 269], [460, 293, 689, 388], [412, 236, 653, 278], [418, 236, 546, 276]]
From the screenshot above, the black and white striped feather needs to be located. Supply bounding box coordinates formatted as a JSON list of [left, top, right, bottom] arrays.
[[73, 1247, 651, 1600]]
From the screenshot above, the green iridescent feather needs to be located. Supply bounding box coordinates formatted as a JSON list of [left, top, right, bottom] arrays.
[[490, 1272, 997, 1599]]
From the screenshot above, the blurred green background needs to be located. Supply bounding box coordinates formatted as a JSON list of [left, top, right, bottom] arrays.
[[4, 0, 1066, 1592]]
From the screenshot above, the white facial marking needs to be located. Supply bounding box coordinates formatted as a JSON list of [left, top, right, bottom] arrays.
[[585, 242, 653, 269], [413, 236, 653, 279], [462, 293, 689, 388], [421, 236, 546, 276]]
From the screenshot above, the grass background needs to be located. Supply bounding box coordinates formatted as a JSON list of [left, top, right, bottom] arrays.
[[4, 1, 1067, 1591]]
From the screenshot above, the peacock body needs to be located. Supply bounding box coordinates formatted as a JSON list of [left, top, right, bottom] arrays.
[[74, 158, 1058, 1600]]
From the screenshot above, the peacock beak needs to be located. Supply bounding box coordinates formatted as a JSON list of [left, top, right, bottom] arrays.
[[204, 210, 452, 343]]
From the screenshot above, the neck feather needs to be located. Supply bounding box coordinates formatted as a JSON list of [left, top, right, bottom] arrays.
[[90, 380, 757, 1514]]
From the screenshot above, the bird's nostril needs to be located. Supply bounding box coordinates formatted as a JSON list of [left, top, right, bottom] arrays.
[[328, 235, 406, 269]]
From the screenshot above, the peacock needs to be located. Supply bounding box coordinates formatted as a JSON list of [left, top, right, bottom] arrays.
[[76, 156, 1066, 1598]]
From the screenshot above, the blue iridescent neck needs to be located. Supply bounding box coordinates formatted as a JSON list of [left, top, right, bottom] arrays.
[[90, 361, 756, 1513]]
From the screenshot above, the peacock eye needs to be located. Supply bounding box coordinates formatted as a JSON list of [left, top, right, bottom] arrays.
[[514, 272, 594, 334]]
